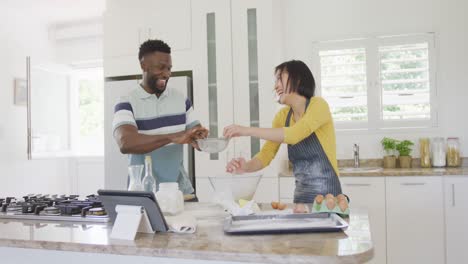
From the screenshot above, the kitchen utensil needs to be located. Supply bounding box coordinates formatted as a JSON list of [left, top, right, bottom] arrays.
[[208, 173, 262, 201], [197, 138, 229, 153], [224, 212, 348, 234]]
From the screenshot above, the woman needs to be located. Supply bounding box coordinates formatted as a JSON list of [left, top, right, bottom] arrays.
[[223, 60, 342, 213]]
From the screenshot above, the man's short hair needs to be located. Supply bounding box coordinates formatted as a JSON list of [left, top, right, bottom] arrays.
[[138, 39, 171, 61]]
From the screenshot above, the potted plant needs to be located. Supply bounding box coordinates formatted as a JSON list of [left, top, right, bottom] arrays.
[[396, 140, 414, 168], [381, 137, 397, 168]]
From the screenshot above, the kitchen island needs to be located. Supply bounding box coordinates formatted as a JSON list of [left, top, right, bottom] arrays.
[[0, 203, 373, 264]]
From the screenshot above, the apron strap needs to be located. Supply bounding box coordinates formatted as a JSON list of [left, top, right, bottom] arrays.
[[285, 97, 311, 127]]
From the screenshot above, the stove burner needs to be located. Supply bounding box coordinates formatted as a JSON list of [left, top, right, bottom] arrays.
[[0, 194, 108, 221]]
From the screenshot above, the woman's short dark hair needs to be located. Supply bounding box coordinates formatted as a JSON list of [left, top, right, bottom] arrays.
[[275, 60, 315, 98]]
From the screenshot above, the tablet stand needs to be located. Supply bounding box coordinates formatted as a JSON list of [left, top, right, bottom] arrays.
[[110, 204, 154, 240]]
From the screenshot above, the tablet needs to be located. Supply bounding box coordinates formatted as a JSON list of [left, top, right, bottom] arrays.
[[97, 189, 168, 232]]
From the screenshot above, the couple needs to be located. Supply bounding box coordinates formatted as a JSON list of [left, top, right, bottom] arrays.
[[113, 39, 342, 211]]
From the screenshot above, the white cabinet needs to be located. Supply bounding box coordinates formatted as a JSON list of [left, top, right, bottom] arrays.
[[279, 177, 294, 202], [103, 0, 192, 76], [192, 0, 277, 202], [192, 0, 235, 177], [340, 177, 386, 264], [386, 177, 444, 264], [254, 177, 279, 203], [444, 176, 468, 264]]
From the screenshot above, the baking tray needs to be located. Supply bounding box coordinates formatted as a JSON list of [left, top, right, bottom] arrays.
[[224, 212, 348, 235]]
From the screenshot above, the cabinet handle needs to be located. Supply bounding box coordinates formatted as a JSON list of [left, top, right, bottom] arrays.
[[452, 184, 456, 207], [400, 182, 426, 186], [344, 183, 371, 187], [26, 56, 32, 160]]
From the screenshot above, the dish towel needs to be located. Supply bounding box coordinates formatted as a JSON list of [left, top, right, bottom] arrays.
[[165, 212, 197, 234]]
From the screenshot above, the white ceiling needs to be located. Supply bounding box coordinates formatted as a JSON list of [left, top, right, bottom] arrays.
[[1, 0, 106, 25]]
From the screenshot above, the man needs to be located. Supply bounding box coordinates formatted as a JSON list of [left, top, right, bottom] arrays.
[[113, 39, 208, 195]]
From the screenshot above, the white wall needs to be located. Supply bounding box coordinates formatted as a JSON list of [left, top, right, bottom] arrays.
[[0, 4, 105, 197], [51, 19, 104, 65], [0, 5, 70, 196], [281, 0, 468, 159]]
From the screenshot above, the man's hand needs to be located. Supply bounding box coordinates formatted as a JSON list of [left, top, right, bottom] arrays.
[[171, 126, 209, 145], [190, 141, 201, 151]]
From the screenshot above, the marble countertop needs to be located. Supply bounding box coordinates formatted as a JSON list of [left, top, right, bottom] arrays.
[[279, 167, 468, 177], [0, 203, 373, 264]]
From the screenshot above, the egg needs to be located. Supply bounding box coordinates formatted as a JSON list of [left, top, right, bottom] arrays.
[[315, 194, 324, 204], [336, 194, 347, 202], [325, 193, 335, 200], [326, 198, 336, 210], [293, 203, 309, 213], [271, 201, 279, 209], [277, 203, 287, 210], [338, 199, 348, 212]]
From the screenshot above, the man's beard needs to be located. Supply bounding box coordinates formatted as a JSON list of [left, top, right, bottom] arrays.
[[148, 75, 168, 95]]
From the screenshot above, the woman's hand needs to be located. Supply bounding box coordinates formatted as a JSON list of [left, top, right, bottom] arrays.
[[223, 125, 249, 139], [226, 157, 247, 174], [293, 203, 309, 213]]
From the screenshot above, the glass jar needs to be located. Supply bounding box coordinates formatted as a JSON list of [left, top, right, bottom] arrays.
[[419, 138, 431, 168], [446, 137, 461, 167], [155, 182, 184, 215], [431, 137, 446, 167], [128, 165, 144, 191]]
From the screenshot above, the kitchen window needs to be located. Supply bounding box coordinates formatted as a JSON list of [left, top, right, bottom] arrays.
[[312, 33, 436, 130], [69, 67, 104, 156]]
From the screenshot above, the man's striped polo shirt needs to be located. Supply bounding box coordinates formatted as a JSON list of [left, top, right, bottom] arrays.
[[112, 85, 199, 194]]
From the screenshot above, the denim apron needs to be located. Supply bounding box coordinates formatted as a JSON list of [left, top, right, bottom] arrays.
[[286, 99, 342, 203]]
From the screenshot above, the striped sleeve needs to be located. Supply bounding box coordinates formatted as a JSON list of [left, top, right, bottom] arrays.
[[112, 97, 137, 132], [185, 98, 200, 129]]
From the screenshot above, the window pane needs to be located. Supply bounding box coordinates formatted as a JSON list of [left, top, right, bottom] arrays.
[[247, 8, 260, 157], [78, 76, 104, 155], [319, 48, 368, 121], [379, 43, 431, 120], [207, 13, 218, 160]]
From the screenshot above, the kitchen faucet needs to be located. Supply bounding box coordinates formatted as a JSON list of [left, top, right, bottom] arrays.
[[353, 144, 360, 168]]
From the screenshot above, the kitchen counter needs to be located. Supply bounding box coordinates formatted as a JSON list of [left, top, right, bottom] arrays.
[[0, 203, 373, 264], [279, 167, 468, 177]]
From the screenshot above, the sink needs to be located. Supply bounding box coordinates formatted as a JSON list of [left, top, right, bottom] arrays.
[[339, 167, 383, 173]]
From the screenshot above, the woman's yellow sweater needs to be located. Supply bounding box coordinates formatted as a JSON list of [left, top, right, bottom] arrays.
[[253, 96, 339, 176]]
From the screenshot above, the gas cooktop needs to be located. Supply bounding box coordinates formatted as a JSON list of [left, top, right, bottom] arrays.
[[0, 194, 109, 223]]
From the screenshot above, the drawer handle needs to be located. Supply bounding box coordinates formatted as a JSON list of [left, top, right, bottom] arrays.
[[400, 182, 426, 186], [452, 184, 456, 207], [344, 183, 371, 187]]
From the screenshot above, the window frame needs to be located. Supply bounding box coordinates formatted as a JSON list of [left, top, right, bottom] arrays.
[[311, 33, 437, 131]]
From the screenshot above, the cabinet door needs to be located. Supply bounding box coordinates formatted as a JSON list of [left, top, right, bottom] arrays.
[[192, 0, 234, 177], [231, 0, 277, 159], [386, 177, 444, 264], [341, 177, 386, 264], [254, 177, 279, 203], [445, 176, 468, 264], [145, 0, 191, 51], [104, 0, 191, 59], [103, 4, 145, 58], [279, 177, 295, 202]]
